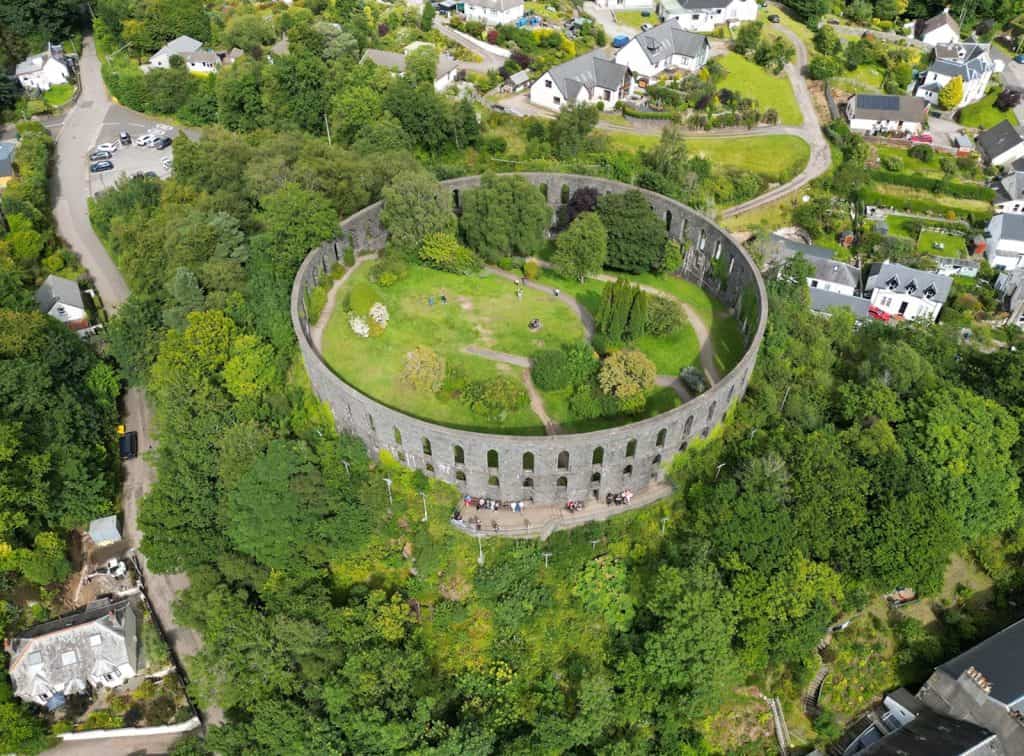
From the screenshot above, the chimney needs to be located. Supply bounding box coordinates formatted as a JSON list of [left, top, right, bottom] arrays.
[[963, 666, 993, 696]]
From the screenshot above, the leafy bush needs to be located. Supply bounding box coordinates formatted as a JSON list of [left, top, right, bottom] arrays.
[[369, 258, 408, 287], [879, 155, 902, 171], [462, 375, 528, 420], [868, 170, 995, 201], [403, 346, 446, 392], [908, 143, 933, 162], [646, 295, 684, 336], [419, 232, 480, 274], [532, 349, 572, 390], [347, 281, 380, 316], [524, 260, 540, 280]]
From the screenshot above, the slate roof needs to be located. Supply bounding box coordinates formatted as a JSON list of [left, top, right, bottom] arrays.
[[858, 709, 998, 756], [808, 256, 862, 289], [361, 49, 458, 79], [508, 70, 531, 86], [546, 51, 628, 100], [187, 50, 220, 66], [630, 21, 709, 64], [849, 94, 928, 123], [88, 516, 121, 546], [0, 142, 15, 177], [917, 10, 960, 39], [810, 288, 871, 318], [932, 255, 980, 273], [938, 616, 1024, 708], [34, 274, 84, 314], [999, 170, 1024, 201], [977, 120, 1024, 162], [15, 45, 65, 77], [864, 262, 953, 304], [670, 0, 737, 10], [988, 212, 1024, 243], [466, 0, 523, 10], [151, 35, 203, 60], [929, 43, 993, 83], [771, 233, 834, 260]]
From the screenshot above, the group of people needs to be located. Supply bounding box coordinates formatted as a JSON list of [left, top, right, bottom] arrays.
[[463, 495, 528, 513], [565, 500, 585, 513], [606, 490, 634, 506]]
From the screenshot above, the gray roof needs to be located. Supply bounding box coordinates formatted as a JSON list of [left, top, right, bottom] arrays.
[[858, 709, 997, 756], [361, 48, 458, 79], [917, 10, 960, 38], [1000, 171, 1024, 201], [546, 51, 628, 101], [466, 0, 523, 10], [7, 598, 139, 704], [88, 516, 121, 546], [35, 275, 84, 314], [932, 255, 980, 272], [673, 0, 737, 10], [849, 94, 928, 123], [186, 50, 220, 66], [977, 120, 1023, 161], [508, 70, 531, 86], [15, 45, 64, 77], [0, 142, 14, 177], [152, 35, 203, 60], [810, 288, 871, 318], [938, 616, 1024, 708], [929, 43, 993, 83], [270, 36, 289, 56], [988, 212, 1024, 243], [222, 47, 245, 65], [864, 262, 953, 304], [630, 22, 709, 64], [808, 256, 861, 289], [771, 233, 834, 260]]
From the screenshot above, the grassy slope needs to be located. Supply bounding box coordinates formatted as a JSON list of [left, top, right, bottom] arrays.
[[718, 52, 803, 126], [42, 83, 74, 107], [958, 91, 1020, 129], [917, 228, 967, 256]]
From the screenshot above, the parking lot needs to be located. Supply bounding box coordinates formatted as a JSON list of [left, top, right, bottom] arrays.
[[85, 109, 184, 196]]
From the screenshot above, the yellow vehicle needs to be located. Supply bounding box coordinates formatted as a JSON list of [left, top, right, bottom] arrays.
[[117, 424, 126, 436]]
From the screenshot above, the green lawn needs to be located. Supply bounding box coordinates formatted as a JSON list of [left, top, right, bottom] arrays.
[[886, 214, 968, 239], [870, 183, 992, 216], [758, 7, 815, 46], [957, 91, 1019, 129], [613, 9, 654, 29], [321, 265, 591, 434], [832, 65, 886, 94], [717, 52, 803, 126], [917, 229, 967, 256], [874, 145, 948, 178], [42, 83, 74, 108], [604, 133, 810, 183]]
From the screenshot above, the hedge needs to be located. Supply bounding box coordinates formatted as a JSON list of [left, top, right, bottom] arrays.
[[616, 103, 677, 120], [869, 170, 995, 201], [860, 189, 992, 223]]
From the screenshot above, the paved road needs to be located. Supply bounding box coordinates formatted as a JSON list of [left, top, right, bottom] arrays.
[[720, 19, 831, 218], [45, 35, 213, 751], [43, 732, 188, 756], [435, 21, 509, 72], [583, 2, 639, 40]]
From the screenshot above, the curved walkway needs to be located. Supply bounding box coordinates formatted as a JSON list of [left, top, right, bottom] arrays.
[[310, 255, 375, 349]]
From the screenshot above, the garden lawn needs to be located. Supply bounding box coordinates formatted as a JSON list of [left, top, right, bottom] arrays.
[[867, 183, 992, 217], [605, 134, 810, 182], [917, 229, 967, 256], [832, 65, 885, 94], [720, 191, 800, 232], [874, 145, 947, 178], [320, 265, 590, 434], [717, 52, 802, 126], [613, 9, 653, 29], [42, 83, 74, 108], [540, 385, 681, 434], [958, 91, 1019, 129]]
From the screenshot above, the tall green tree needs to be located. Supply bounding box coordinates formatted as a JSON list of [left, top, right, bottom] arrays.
[[459, 175, 551, 261], [379, 171, 455, 256], [596, 190, 667, 273], [552, 212, 607, 282]]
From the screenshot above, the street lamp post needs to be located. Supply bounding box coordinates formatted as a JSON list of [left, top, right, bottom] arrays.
[[714, 463, 726, 481], [383, 478, 393, 507], [477, 536, 484, 566], [420, 491, 428, 523]]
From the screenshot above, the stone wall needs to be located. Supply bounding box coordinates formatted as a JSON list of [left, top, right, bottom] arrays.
[[292, 173, 768, 505]]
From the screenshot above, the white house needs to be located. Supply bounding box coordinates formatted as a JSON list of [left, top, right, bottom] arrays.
[[16, 44, 69, 92], [361, 47, 459, 92], [656, 0, 757, 33], [863, 262, 952, 322], [846, 94, 928, 135], [6, 598, 139, 708], [148, 35, 223, 73], [994, 164, 1024, 215], [35, 275, 88, 328], [592, 0, 654, 7], [463, 0, 524, 26], [915, 9, 960, 47], [614, 20, 710, 81], [529, 51, 630, 111], [770, 235, 871, 318], [985, 213, 1024, 270], [977, 120, 1024, 167], [996, 268, 1024, 326], [915, 43, 994, 109]]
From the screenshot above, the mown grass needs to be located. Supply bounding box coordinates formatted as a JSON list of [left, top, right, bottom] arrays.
[[717, 52, 803, 126], [917, 229, 967, 256], [957, 91, 1019, 129], [42, 83, 74, 108]]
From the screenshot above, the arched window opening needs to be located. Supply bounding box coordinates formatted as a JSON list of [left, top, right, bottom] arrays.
[[557, 450, 569, 470], [522, 452, 535, 472], [679, 440, 688, 452], [591, 472, 601, 484], [393, 427, 402, 445], [652, 454, 662, 466], [422, 438, 432, 456], [560, 184, 570, 203], [665, 209, 673, 231], [454, 445, 465, 464], [487, 449, 499, 469], [684, 415, 694, 434], [592, 446, 604, 465], [623, 465, 633, 477], [556, 476, 568, 489], [488, 475, 500, 487], [456, 470, 466, 482], [656, 428, 667, 447], [425, 463, 434, 474], [626, 439, 637, 458], [707, 401, 717, 421], [523, 477, 534, 488]]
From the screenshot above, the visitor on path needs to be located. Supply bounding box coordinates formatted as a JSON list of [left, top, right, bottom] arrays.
[[428, 296, 435, 306], [554, 288, 560, 297], [440, 294, 447, 305]]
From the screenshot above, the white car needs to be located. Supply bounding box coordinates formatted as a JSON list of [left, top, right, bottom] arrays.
[[160, 157, 173, 168], [96, 142, 119, 153], [136, 134, 156, 147]]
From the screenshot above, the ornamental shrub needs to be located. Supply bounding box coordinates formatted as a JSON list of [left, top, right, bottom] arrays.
[[646, 295, 684, 336], [347, 282, 380, 316], [524, 259, 540, 280], [532, 349, 572, 390], [419, 232, 480, 274]]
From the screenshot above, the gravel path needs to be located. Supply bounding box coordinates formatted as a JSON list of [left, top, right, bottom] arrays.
[[462, 347, 564, 434], [310, 255, 375, 351]]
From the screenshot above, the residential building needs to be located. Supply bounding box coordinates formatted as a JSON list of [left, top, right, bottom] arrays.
[[864, 262, 952, 322], [656, 0, 757, 32], [985, 213, 1024, 270], [614, 20, 710, 81], [35, 275, 88, 329], [149, 35, 223, 72], [915, 9, 960, 47], [846, 94, 929, 135], [995, 268, 1024, 326], [769, 235, 870, 318], [463, 0, 524, 26], [503, 69, 532, 93], [858, 709, 999, 755], [593, 0, 655, 7], [529, 51, 630, 111], [993, 161, 1024, 215], [221, 48, 245, 66], [6, 598, 139, 708], [87, 516, 122, 547], [0, 142, 15, 189], [932, 255, 980, 278], [915, 43, 995, 109], [16, 44, 70, 92], [977, 120, 1024, 167], [360, 47, 460, 92]]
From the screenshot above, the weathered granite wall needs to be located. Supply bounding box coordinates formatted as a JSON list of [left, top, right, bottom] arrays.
[[291, 173, 767, 504]]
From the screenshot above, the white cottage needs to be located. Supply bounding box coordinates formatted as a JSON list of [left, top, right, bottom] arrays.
[[915, 10, 960, 47], [985, 213, 1024, 271], [656, 0, 757, 33], [529, 51, 630, 111], [846, 94, 928, 135], [463, 0, 524, 26], [16, 44, 69, 92], [35, 275, 88, 329], [864, 262, 951, 322], [614, 21, 710, 81]]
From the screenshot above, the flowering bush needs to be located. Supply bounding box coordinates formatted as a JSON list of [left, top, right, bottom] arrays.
[[349, 313, 370, 338], [369, 302, 389, 327]]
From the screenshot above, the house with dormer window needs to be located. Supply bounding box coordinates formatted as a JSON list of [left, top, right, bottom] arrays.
[[864, 262, 951, 322]]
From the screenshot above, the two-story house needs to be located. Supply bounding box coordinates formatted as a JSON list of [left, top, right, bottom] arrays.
[[915, 42, 995, 109], [463, 0, 524, 26], [614, 20, 710, 83], [985, 212, 1024, 270], [846, 94, 929, 135], [864, 262, 952, 322], [16, 44, 70, 92], [656, 0, 757, 33], [977, 120, 1024, 166], [529, 51, 631, 111], [915, 9, 960, 47]]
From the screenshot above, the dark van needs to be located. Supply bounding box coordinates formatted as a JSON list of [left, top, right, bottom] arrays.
[[119, 431, 138, 460]]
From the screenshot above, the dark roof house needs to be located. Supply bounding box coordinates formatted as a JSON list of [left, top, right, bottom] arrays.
[[858, 709, 999, 756], [545, 51, 629, 101], [977, 120, 1024, 165], [864, 262, 953, 305], [629, 22, 709, 64], [916, 10, 961, 40]]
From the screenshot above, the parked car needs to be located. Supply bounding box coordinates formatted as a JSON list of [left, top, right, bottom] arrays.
[[119, 130, 132, 145], [96, 142, 118, 153], [136, 134, 155, 147], [89, 160, 114, 173], [89, 149, 111, 161], [640, 22, 653, 31], [612, 34, 630, 48], [910, 132, 933, 144], [768, 13, 781, 21], [1015, 54, 1024, 63], [119, 431, 138, 460], [154, 136, 172, 150]]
